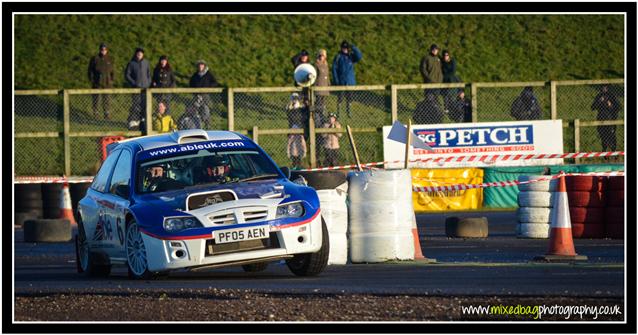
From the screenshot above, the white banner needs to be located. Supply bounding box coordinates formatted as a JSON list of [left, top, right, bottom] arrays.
[[382, 120, 564, 168]]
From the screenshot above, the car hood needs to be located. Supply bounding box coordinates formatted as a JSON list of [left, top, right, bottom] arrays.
[[130, 178, 319, 230]]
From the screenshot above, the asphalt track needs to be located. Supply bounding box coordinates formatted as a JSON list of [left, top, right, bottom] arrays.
[[14, 210, 625, 298]]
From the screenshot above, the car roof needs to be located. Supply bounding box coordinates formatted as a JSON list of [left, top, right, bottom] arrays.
[[112, 130, 246, 152]]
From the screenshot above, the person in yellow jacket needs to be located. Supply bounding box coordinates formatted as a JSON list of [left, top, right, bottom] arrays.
[[152, 101, 177, 133]]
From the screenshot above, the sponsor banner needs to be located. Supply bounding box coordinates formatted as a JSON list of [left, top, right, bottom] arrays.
[[137, 139, 254, 162], [383, 120, 564, 168]]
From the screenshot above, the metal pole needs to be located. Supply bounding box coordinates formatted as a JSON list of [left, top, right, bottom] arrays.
[[391, 85, 398, 123], [227, 88, 234, 131], [62, 90, 71, 176], [550, 81, 557, 120], [145, 89, 153, 135], [471, 83, 478, 123], [574, 119, 581, 164], [252, 125, 259, 144], [307, 87, 316, 169]]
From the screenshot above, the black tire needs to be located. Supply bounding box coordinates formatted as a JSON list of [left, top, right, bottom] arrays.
[[289, 171, 347, 190], [445, 217, 489, 238], [15, 184, 43, 201], [76, 220, 111, 277], [23, 219, 72, 242], [286, 218, 330, 276], [14, 211, 39, 227], [242, 262, 269, 272]]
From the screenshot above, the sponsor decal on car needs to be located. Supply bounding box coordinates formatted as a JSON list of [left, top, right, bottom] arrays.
[[138, 140, 254, 161]]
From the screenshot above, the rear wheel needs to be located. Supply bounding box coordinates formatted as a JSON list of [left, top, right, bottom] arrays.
[[242, 262, 269, 272], [286, 218, 330, 277], [126, 219, 153, 279], [76, 220, 111, 277]]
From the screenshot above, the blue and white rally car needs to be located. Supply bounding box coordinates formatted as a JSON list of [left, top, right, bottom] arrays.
[[75, 129, 329, 279]]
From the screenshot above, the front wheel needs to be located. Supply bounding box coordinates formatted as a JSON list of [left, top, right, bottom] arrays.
[[286, 218, 330, 277], [125, 219, 153, 279]]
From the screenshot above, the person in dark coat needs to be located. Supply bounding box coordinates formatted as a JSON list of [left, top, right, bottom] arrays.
[[448, 90, 472, 123], [177, 104, 202, 130], [591, 85, 621, 152], [414, 93, 443, 124], [332, 41, 362, 118], [189, 60, 219, 129], [441, 50, 460, 113], [291, 49, 310, 69], [88, 43, 114, 119], [510, 86, 543, 120], [125, 47, 151, 130], [420, 44, 443, 84], [420, 44, 444, 116], [314, 49, 330, 159], [152, 55, 176, 113]]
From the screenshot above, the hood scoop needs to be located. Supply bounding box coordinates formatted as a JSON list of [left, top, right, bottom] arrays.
[[186, 190, 237, 211]]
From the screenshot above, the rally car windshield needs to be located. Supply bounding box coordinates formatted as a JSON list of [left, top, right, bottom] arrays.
[[137, 150, 281, 194]]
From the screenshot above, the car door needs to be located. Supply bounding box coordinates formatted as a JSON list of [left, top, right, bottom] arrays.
[[85, 149, 121, 253], [103, 149, 134, 260]]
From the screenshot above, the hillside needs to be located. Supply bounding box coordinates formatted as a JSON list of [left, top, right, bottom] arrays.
[[14, 14, 624, 89]]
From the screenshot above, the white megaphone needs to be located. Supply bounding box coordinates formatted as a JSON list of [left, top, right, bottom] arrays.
[[294, 63, 317, 87]]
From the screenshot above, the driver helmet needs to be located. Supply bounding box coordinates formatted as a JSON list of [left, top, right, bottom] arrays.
[[203, 155, 230, 179]]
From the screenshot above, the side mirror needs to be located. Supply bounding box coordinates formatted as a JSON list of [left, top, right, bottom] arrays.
[[280, 166, 291, 179], [115, 184, 130, 199]]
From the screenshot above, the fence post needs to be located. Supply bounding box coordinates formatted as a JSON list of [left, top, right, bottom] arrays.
[[471, 83, 478, 122], [391, 85, 398, 123], [550, 81, 557, 120], [145, 89, 153, 135], [252, 125, 259, 144], [62, 90, 71, 176], [308, 88, 317, 169], [227, 88, 234, 131], [574, 119, 581, 164]]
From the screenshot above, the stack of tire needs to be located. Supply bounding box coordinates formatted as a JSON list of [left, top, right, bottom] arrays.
[[70, 182, 92, 221], [515, 175, 557, 239], [41, 183, 63, 219], [605, 176, 624, 239], [566, 176, 606, 239], [15, 184, 43, 227], [290, 170, 348, 265]]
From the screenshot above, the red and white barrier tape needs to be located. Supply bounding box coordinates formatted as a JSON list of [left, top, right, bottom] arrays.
[[299, 151, 624, 172], [14, 176, 94, 184], [412, 171, 625, 193], [13, 151, 624, 184]]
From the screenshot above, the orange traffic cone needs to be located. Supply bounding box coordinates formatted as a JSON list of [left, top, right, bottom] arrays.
[[412, 214, 436, 263], [534, 173, 587, 262], [59, 180, 77, 226]]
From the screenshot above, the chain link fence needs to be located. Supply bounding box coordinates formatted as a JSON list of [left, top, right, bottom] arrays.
[[149, 89, 227, 132], [14, 92, 64, 175], [13, 80, 625, 176], [396, 84, 470, 125], [475, 83, 550, 122], [313, 86, 389, 167]]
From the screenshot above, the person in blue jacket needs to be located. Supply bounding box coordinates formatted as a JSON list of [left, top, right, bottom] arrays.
[[332, 41, 362, 118]]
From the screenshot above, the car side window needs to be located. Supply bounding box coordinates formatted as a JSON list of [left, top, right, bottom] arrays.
[[109, 150, 133, 196], [91, 150, 121, 193]]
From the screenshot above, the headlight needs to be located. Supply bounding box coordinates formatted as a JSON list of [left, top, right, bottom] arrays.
[[276, 202, 305, 219], [163, 216, 202, 232]]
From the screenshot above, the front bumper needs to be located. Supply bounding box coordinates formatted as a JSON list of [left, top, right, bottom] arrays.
[[140, 213, 323, 272]]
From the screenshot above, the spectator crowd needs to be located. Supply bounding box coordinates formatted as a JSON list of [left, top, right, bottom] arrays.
[[87, 41, 621, 169]]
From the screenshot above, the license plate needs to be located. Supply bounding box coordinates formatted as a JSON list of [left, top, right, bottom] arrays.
[[213, 225, 270, 244]]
